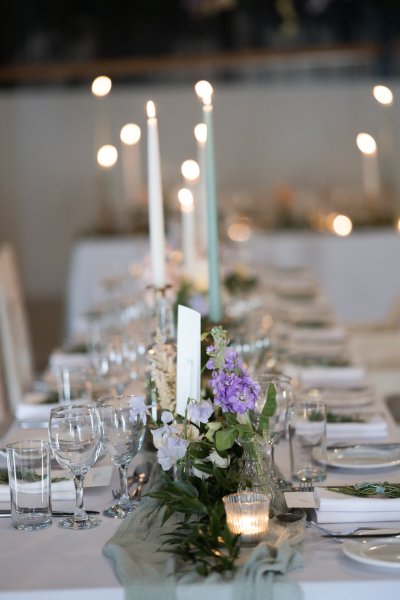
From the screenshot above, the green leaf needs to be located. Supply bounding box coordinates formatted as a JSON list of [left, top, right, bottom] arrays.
[[215, 427, 238, 451], [258, 383, 276, 434]]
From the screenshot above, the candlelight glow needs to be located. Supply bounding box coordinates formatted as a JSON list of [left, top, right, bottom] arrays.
[[194, 123, 207, 144], [373, 85, 393, 106], [146, 101, 156, 119], [91, 76, 112, 97], [356, 133, 377, 156], [120, 123, 141, 145], [181, 160, 200, 182], [97, 144, 118, 167], [227, 221, 252, 242], [396, 218, 400, 232], [195, 80, 213, 104], [332, 214, 352, 237], [178, 188, 194, 211]]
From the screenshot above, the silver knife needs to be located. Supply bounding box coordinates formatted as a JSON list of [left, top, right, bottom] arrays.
[[326, 443, 400, 451], [322, 528, 400, 538], [0, 509, 100, 518]]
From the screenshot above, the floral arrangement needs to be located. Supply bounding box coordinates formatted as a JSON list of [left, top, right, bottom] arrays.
[[146, 325, 276, 576]]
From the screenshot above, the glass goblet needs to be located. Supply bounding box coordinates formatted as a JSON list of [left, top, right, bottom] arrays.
[[96, 395, 146, 518], [253, 373, 294, 488], [48, 402, 102, 529]]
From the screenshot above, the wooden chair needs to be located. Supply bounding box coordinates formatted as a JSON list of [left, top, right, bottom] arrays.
[[0, 243, 34, 413]]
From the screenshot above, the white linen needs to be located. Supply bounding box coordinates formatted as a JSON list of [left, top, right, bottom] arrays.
[[49, 350, 90, 369], [314, 486, 400, 523], [15, 392, 59, 421], [327, 413, 388, 439], [0, 478, 75, 503], [284, 363, 367, 388]]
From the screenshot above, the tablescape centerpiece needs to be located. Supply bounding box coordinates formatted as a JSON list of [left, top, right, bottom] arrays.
[[144, 324, 277, 575]]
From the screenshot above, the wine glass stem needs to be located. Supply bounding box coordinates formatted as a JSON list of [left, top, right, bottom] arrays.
[[73, 474, 87, 520], [118, 464, 129, 504]]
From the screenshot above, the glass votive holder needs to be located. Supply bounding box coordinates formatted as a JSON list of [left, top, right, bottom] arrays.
[[223, 491, 270, 545]]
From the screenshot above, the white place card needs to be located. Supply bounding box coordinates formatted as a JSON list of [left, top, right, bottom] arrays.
[[284, 491, 319, 509], [176, 305, 201, 416]]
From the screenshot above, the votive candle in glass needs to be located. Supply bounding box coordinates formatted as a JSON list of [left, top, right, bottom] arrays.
[[223, 492, 270, 545]]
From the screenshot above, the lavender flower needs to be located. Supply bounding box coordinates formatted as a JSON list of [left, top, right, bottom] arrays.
[[129, 395, 150, 425], [187, 399, 214, 426], [206, 329, 260, 415]]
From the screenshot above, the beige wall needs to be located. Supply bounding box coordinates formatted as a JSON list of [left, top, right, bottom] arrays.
[[0, 79, 398, 305]]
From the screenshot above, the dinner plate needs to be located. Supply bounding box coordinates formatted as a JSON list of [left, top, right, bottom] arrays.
[[343, 538, 400, 569], [313, 445, 400, 469]]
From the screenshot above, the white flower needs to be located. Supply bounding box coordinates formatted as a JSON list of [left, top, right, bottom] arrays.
[[157, 436, 189, 471], [208, 450, 230, 469], [192, 466, 210, 480]]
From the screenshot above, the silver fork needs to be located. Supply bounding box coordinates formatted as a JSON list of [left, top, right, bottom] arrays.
[[299, 480, 314, 492], [306, 520, 377, 539]]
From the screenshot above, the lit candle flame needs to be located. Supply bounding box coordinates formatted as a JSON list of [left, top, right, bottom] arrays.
[[194, 123, 207, 144], [91, 76, 112, 97], [181, 159, 200, 182], [97, 144, 118, 167], [373, 85, 393, 106], [332, 214, 352, 237], [195, 80, 213, 104], [120, 123, 141, 145], [178, 188, 194, 211], [356, 133, 377, 156], [146, 101, 156, 119]]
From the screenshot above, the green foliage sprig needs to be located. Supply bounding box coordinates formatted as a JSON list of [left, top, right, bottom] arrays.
[[328, 482, 400, 498]]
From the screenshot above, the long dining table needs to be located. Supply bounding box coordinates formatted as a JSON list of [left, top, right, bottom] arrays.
[[1, 371, 400, 600]]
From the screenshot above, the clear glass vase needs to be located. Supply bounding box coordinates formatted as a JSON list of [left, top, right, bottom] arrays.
[[237, 433, 274, 502]]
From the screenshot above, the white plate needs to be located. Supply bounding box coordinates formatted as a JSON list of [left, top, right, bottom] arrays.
[[313, 445, 400, 469], [343, 538, 400, 569]]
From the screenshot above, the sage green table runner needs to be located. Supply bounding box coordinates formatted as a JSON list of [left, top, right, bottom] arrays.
[[103, 459, 303, 600]]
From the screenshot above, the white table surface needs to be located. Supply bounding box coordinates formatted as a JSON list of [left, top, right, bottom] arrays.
[[1, 385, 400, 600]]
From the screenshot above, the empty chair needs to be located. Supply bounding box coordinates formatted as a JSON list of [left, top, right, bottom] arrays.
[[0, 242, 34, 413]]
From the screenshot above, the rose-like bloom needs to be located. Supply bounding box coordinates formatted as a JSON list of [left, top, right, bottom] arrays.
[[129, 395, 149, 425], [187, 399, 214, 426]]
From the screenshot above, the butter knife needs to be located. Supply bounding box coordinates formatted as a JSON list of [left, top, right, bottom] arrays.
[[0, 509, 99, 518], [322, 528, 400, 538], [326, 443, 400, 451]]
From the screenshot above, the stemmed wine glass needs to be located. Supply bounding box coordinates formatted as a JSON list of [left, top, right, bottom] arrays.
[[253, 373, 294, 488], [96, 395, 146, 518], [48, 402, 102, 529]]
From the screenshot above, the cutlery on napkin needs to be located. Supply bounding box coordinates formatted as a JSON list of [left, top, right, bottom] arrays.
[[326, 413, 388, 440]]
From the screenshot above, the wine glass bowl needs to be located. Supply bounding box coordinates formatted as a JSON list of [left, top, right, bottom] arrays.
[[96, 395, 146, 518], [48, 402, 102, 530]]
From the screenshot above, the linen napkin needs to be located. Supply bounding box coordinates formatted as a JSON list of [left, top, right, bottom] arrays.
[[327, 413, 388, 440], [289, 326, 347, 344], [313, 486, 400, 523], [283, 363, 367, 389], [49, 350, 90, 369], [15, 391, 59, 421], [0, 478, 75, 503]]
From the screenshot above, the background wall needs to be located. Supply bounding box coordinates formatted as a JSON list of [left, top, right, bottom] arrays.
[[0, 79, 399, 315]]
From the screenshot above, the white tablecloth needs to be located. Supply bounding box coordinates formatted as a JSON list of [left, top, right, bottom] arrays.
[[1, 380, 400, 599]]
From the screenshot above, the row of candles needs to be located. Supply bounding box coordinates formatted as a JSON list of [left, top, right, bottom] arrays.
[[92, 75, 222, 322]]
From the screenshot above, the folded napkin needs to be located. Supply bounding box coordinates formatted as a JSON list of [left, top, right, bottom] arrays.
[[284, 363, 367, 389], [15, 392, 59, 421], [289, 326, 347, 344], [0, 478, 76, 503], [327, 413, 388, 440], [49, 350, 90, 369], [314, 486, 400, 523]]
